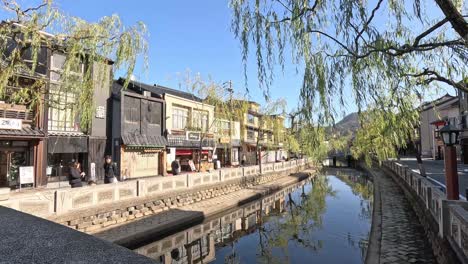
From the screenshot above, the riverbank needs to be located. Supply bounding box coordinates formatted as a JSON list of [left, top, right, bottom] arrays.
[[365, 166, 436, 264], [94, 170, 315, 247]]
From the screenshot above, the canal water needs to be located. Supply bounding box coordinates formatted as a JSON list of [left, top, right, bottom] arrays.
[[132, 170, 373, 263]]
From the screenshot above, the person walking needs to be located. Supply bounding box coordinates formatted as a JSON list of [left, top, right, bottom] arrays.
[[104, 155, 117, 184], [171, 158, 181, 175], [69, 161, 85, 188]]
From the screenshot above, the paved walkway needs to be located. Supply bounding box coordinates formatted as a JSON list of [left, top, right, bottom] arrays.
[[398, 157, 468, 197], [368, 167, 436, 264], [94, 171, 312, 247]]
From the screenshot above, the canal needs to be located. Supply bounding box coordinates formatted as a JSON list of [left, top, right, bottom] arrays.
[[129, 170, 373, 263]]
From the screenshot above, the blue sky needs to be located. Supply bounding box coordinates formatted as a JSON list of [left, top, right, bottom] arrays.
[[2, 1, 457, 119], [52, 0, 304, 114]]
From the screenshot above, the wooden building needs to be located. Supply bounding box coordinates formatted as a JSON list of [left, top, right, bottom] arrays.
[[110, 78, 167, 180], [0, 34, 48, 188], [1, 26, 114, 188], [46, 55, 113, 186]]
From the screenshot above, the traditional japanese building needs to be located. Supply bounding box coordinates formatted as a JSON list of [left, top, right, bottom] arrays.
[[110, 78, 167, 180], [0, 73, 47, 188], [46, 56, 113, 186], [1, 24, 115, 188]]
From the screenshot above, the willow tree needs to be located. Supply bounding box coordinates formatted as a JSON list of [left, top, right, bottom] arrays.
[[0, 0, 148, 130], [179, 71, 251, 170], [230, 0, 467, 162]]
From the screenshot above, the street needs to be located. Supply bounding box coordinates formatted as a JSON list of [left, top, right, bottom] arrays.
[[397, 157, 468, 199]]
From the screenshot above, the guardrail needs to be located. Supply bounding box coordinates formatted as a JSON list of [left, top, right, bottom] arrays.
[[0, 158, 309, 217], [383, 160, 468, 261]]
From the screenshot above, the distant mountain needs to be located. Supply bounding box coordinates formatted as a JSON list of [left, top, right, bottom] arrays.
[[333, 112, 360, 136]]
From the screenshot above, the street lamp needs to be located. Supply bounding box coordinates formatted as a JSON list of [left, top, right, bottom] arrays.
[[440, 124, 460, 146], [440, 124, 460, 200]]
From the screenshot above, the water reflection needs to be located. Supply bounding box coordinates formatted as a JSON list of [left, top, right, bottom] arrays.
[[133, 170, 373, 264]]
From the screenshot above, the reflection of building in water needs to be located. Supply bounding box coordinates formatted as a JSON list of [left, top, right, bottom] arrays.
[[133, 181, 306, 263]]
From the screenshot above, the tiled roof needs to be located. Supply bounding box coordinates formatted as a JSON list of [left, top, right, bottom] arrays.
[[115, 78, 203, 102], [122, 134, 167, 148], [48, 131, 85, 137], [0, 127, 45, 138]]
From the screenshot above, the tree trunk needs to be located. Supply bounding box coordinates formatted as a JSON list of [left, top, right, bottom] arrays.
[[434, 0, 468, 41]]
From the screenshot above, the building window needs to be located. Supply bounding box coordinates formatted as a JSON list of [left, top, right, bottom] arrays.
[[48, 84, 80, 132], [193, 110, 209, 131], [48, 53, 83, 132], [147, 101, 162, 125], [173, 107, 189, 130], [247, 130, 256, 141], [247, 114, 256, 124], [216, 120, 230, 135], [124, 96, 140, 124]]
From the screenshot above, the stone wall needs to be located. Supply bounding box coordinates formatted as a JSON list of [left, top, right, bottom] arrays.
[[383, 160, 467, 264], [49, 164, 308, 233], [0, 159, 308, 218]]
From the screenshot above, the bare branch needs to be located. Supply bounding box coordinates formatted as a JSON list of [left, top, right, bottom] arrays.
[[354, 0, 384, 49]]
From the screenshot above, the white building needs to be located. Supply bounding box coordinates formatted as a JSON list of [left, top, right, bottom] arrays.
[[419, 94, 459, 159]]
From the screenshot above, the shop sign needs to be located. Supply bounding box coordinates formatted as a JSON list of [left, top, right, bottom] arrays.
[[95, 106, 106, 119], [188, 160, 196, 171], [90, 163, 96, 179], [0, 118, 22, 130], [19, 166, 34, 185], [187, 132, 200, 141], [219, 137, 230, 144]]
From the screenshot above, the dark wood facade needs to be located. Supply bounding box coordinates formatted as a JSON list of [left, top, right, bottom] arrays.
[[110, 79, 167, 180]]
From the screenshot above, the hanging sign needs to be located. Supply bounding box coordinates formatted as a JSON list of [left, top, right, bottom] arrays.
[[219, 137, 230, 144], [188, 160, 196, 171], [19, 166, 34, 185], [0, 118, 22, 130]]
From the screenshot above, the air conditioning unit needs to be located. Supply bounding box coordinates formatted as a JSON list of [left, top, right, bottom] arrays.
[[143, 91, 151, 97]]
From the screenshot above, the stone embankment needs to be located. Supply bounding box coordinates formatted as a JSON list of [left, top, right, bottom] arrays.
[[52, 166, 311, 233], [95, 170, 314, 247], [0, 159, 308, 233]]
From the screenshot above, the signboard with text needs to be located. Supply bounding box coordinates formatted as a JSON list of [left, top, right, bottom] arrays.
[[0, 118, 22, 130], [19, 166, 34, 185], [95, 106, 106, 119], [187, 132, 200, 141]]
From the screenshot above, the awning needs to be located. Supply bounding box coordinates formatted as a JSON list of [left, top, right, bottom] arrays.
[[167, 135, 215, 148], [122, 134, 167, 148], [175, 149, 210, 156], [0, 127, 45, 139], [176, 149, 193, 156], [48, 135, 88, 153]]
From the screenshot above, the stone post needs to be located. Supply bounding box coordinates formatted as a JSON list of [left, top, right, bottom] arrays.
[[439, 200, 451, 238], [137, 180, 146, 197]]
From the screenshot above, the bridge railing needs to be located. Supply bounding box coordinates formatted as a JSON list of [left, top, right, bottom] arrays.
[[383, 160, 468, 261]]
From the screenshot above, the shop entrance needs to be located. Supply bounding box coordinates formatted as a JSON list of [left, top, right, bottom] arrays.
[[0, 150, 28, 188]]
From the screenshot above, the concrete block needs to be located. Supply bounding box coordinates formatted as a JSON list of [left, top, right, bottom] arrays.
[[0, 187, 10, 201]]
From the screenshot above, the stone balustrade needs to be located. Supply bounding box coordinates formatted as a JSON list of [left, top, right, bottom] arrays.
[[0, 158, 309, 218], [383, 160, 468, 262]]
